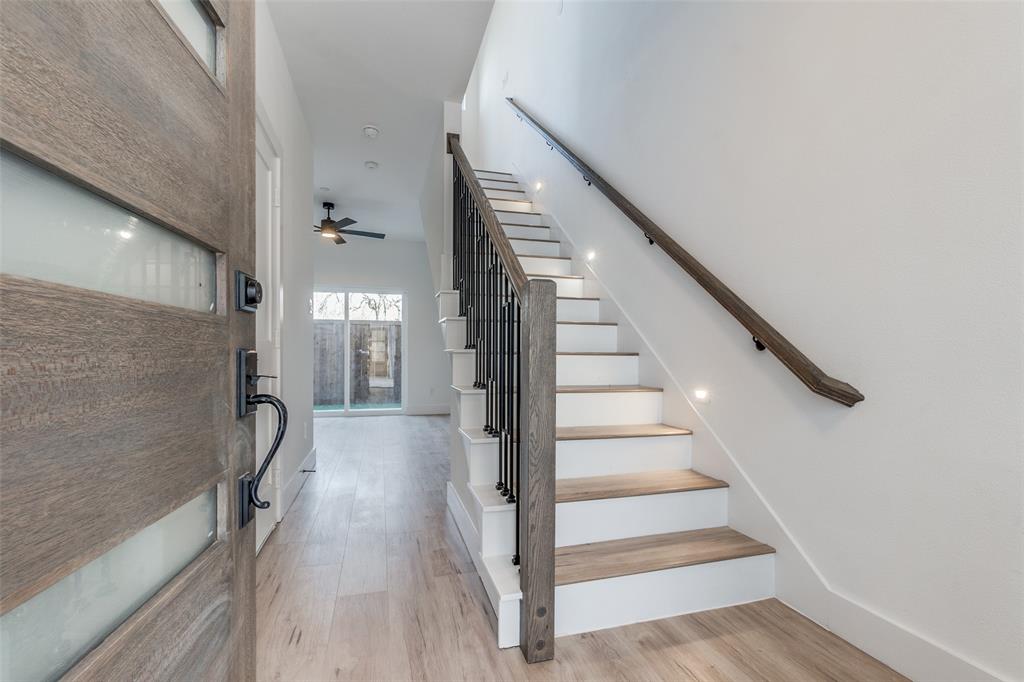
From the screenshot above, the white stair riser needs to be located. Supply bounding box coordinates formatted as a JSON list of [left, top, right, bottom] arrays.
[[556, 435, 692, 478], [556, 298, 600, 323], [504, 225, 551, 240], [480, 178, 521, 191], [480, 506, 516, 556], [554, 554, 775, 637], [518, 255, 572, 276], [441, 317, 465, 349], [556, 391, 662, 427], [510, 239, 560, 257], [450, 351, 475, 385], [490, 198, 534, 213], [497, 210, 544, 226], [557, 324, 617, 353], [556, 354, 639, 385], [437, 291, 459, 319], [460, 431, 499, 486], [455, 390, 485, 429], [531, 275, 582, 298], [476, 171, 515, 182], [555, 488, 728, 547], [485, 188, 528, 201]]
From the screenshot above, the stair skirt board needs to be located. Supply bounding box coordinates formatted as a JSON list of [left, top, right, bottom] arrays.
[[446, 482, 521, 649], [553, 554, 775, 637], [556, 390, 662, 427], [555, 488, 728, 547]]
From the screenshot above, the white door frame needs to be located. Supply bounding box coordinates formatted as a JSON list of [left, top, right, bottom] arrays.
[[254, 101, 284, 552]]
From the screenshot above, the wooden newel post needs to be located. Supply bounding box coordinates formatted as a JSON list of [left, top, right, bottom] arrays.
[[517, 277, 557, 663]]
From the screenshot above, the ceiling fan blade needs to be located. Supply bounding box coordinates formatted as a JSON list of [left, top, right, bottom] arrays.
[[332, 234, 346, 245], [312, 226, 322, 232], [333, 217, 357, 229], [337, 229, 386, 240]]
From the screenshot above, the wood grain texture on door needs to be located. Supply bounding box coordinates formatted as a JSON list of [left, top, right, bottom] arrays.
[[0, 0, 257, 678]]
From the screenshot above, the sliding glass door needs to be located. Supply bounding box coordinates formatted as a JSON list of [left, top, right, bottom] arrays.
[[313, 291, 404, 414]]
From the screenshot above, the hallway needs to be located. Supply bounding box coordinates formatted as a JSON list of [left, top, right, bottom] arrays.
[[256, 416, 901, 681]]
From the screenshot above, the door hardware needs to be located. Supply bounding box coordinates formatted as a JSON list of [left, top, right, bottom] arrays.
[[236, 348, 289, 529], [235, 270, 262, 312]]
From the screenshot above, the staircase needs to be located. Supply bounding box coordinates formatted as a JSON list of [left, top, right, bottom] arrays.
[[440, 168, 775, 647]]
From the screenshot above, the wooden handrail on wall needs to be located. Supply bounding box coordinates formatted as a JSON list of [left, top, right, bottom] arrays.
[[447, 132, 557, 663], [505, 98, 864, 407]]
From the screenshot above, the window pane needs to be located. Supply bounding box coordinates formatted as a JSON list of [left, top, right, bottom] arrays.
[[313, 291, 346, 320], [0, 150, 217, 313], [349, 292, 402, 321], [0, 489, 217, 682], [350, 321, 401, 410], [157, 0, 217, 72]]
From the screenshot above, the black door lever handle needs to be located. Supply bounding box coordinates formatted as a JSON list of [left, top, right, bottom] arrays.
[[246, 393, 287, 510]]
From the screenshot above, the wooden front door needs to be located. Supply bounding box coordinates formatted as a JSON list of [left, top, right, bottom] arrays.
[[0, 1, 257, 679]]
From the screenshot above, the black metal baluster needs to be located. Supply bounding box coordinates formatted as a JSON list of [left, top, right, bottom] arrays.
[[512, 293, 521, 564]]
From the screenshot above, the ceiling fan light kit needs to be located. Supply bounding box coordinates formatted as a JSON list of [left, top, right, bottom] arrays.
[[312, 201, 385, 245]]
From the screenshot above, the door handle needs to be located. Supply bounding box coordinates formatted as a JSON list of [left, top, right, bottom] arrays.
[[246, 392, 287, 510], [236, 349, 289, 528]]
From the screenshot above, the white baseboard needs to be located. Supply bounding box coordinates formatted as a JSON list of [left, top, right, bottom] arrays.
[[280, 447, 316, 519], [785, 590, 1005, 682], [407, 403, 450, 416]]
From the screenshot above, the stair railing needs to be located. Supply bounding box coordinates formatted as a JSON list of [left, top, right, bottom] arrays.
[[447, 133, 556, 663], [505, 98, 864, 407]]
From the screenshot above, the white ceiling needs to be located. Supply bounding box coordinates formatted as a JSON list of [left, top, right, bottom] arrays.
[[267, 0, 493, 241]]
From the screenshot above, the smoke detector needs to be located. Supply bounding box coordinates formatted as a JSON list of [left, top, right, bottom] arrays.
[[362, 125, 381, 139], [364, 160, 379, 170]]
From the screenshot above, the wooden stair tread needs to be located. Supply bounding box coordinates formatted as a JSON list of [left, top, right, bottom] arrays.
[[501, 222, 547, 228], [556, 385, 662, 393], [486, 188, 525, 193], [556, 424, 692, 440], [474, 169, 513, 176], [555, 527, 774, 586], [508, 237, 560, 243], [556, 321, 616, 326], [490, 197, 532, 204], [556, 469, 727, 503], [557, 296, 600, 301], [496, 210, 541, 215]]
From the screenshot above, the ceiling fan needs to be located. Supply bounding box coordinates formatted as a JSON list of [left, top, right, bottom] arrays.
[[312, 202, 385, 244]]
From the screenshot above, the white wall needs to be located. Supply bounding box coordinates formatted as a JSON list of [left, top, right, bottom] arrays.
[[255, 1, 315, 516], [463, 2, 1023, 680], [313, 237, 450, 415]]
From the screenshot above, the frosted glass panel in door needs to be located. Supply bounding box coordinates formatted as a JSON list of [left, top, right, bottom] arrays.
[[0, 151, 217, 312], [156, 0, 217, 72], [0, 489, 217, 682]]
